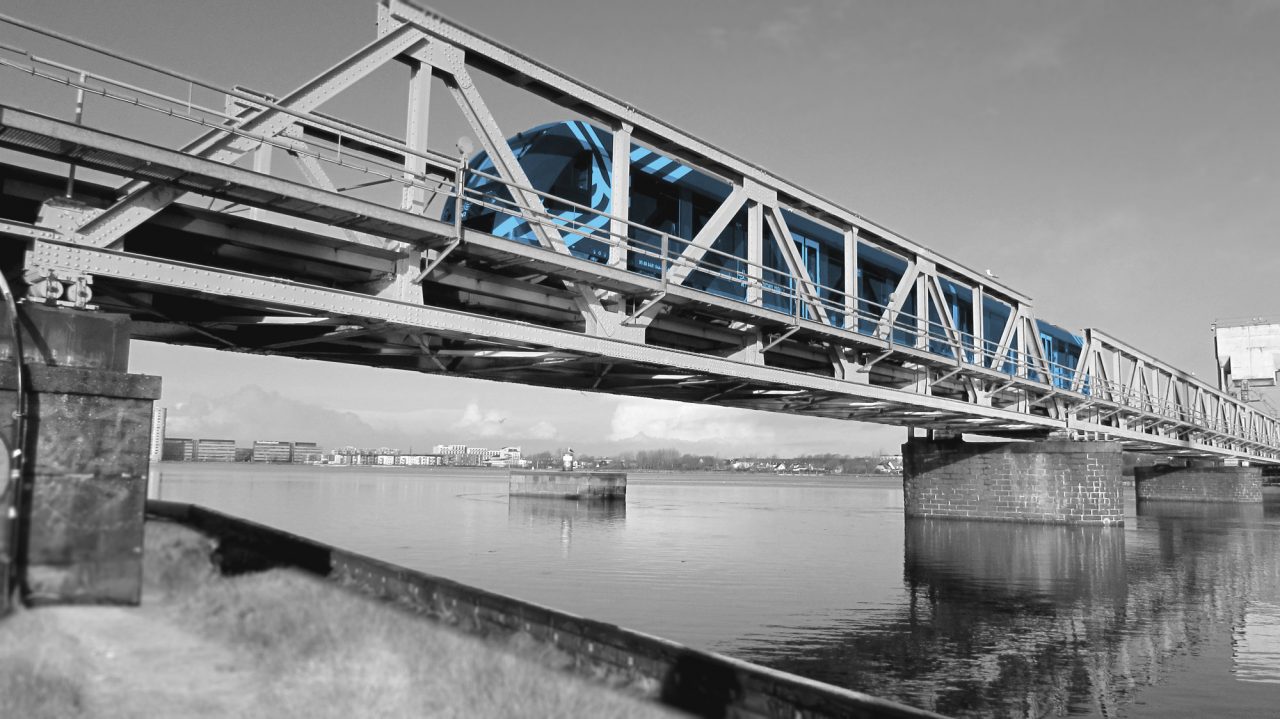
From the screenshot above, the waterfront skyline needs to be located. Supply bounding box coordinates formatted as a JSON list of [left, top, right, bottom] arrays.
[[5, 0, 1279, 456]]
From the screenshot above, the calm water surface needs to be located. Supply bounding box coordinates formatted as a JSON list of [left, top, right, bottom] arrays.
[[153, 464, 1280, 718]]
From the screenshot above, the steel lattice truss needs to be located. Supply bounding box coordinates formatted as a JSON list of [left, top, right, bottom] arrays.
[[0, 0, 1275, 462]]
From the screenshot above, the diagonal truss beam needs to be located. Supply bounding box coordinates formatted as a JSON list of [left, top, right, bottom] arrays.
[[442, 61, 567, 253], [666, 185, 747, 286], [764, 205, 829, 325], [74, 24, 428, 249]]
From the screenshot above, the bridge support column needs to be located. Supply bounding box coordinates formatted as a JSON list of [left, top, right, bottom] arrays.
[[902, 436, 1123, 525], [0, 303, 160, 606], [1134, 464, 1262, 503]]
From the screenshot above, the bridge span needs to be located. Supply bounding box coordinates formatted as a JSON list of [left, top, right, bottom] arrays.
[[1, 1, 1276, 465]]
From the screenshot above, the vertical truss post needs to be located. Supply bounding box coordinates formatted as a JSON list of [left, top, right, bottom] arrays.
[[402, 53, 434, 213], [609, 121, 632, 269], [843, 229, 857, 331], [249, 139, 273, 222], [914, 262, 932, 350], [746, 200, 763, 306], [64, 71, 88, 200]]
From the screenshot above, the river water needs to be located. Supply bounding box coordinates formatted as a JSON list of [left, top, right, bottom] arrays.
[[152, 463, 1280, 718]]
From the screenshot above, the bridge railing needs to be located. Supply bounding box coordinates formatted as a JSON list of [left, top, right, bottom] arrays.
[[0, 16, 470, 225]]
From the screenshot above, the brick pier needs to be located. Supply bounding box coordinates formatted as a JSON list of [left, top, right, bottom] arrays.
[[1134, 465, 1262, 502], [902, 437, 1123, 525]]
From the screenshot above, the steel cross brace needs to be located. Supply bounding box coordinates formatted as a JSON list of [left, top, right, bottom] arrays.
[[72, 24, 430, 249]]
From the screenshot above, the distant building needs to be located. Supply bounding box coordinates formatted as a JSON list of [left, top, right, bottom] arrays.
[[162, 437, 194, 462], [399, 454, 444, 466], [292, 442, 323, 464], [484, 446, 526, 468], [253, 441, 293, 463], [875, 455, 903, 474], [195, 439, 236, 463], [149, 407, 166, 462]]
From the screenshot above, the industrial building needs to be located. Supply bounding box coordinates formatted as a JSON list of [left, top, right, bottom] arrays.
[[149, 407, 166, 462], [252, 441, 294, 463], [195, 439, 236, 462]]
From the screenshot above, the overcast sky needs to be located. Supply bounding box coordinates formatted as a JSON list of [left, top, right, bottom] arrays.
[[4, 0, 1279, 456]]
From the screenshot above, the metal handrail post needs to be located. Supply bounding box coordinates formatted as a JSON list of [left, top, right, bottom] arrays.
[[453, 158, 465, 239]]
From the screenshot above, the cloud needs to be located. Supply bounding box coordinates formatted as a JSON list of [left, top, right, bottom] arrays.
[[756, 6, 814, 51], [607, 398, 907, 457], [997, 31, 1070, 76], [610, 399, 777, 446], [458, 401, 508, 437], [527, 420, 557, 440], [453, 401, 558, 443], [166, 385, 391, 448], [1230, 0, 1280, 17], [700, 5, 818, 54]]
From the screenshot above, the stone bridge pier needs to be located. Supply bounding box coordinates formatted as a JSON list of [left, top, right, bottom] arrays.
[[0, 303, 159, 611], [1134, 463, 1263, 503], [902, 436, 1124, 525]]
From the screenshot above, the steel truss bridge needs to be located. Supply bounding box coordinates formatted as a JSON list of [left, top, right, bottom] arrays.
[[0, 1, 1276, 463]]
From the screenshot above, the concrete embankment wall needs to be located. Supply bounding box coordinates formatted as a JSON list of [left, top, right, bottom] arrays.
[[146, 500, 945, 719]]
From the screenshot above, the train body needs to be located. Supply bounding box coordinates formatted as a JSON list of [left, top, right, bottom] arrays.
[[443, 120, 1083, 389]]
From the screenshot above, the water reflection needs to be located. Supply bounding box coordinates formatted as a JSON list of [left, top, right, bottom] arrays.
[[1234, 601, 1280, 684], [902, 521, 1130, 716], [730, 520, 1128, 716], [506, 496, 626, 526], [507, 496, 626, 557], [154, 467, 1280, 718], [1137, 499, 1266, 522], [905, 519, 1127, 605], [738, 509, 1280, 718]]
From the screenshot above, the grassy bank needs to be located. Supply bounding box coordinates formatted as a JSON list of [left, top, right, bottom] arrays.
[[0, 521, 686, 718]]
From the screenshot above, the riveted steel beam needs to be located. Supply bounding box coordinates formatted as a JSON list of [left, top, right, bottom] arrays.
[[74, 24, 429, 249]]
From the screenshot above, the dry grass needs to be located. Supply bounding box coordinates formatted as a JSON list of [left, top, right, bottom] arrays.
[[0, 520, 683, 719], [178, 567, 680, 718], [0, 605, 91, 718]]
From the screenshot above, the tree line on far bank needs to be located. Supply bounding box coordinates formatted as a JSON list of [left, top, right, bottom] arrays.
[[524, 449, 892, 473]]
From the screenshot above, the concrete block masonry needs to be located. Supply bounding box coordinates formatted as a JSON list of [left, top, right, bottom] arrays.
[[902, 437, 1124, 525], [0, 305, 160, 606], [509, 470, 626, 500], [1134, 465, 1263, 502]]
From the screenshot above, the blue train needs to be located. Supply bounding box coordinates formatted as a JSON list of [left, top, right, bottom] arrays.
[[443, 120, 1083, 390]]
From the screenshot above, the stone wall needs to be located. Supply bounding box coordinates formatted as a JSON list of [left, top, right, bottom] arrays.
[[0, 306, 159, 606], [1134, 465, 1263, 502], [902, 437, 1123, 525], [509, 470, 626, 499], [0, 364, 160, 605]]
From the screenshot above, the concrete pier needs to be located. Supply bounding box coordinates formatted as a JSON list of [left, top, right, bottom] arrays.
[[902, 436, 1123, 525], [1134, 464, 1263, 503], [0, 304, 159, 605], [508, 470, 626, 500]]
